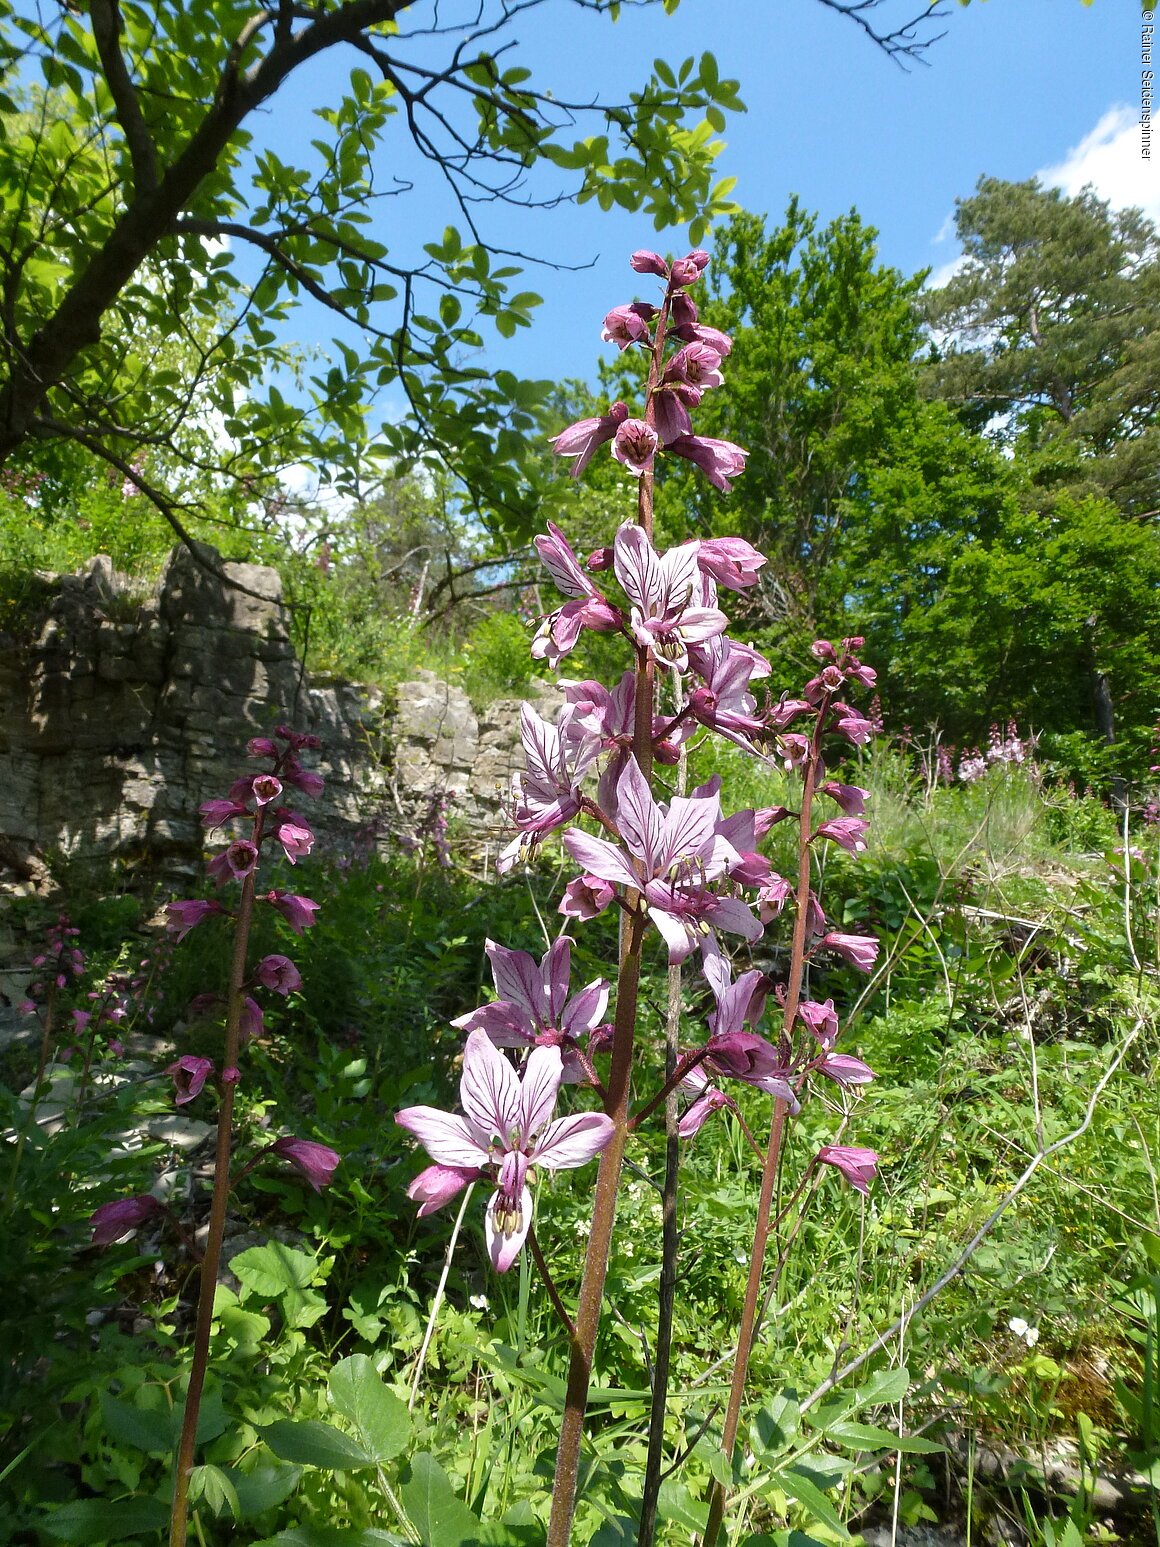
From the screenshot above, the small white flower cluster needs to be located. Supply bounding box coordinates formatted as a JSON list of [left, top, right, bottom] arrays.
[[1008, 1315, 1040, 1348]]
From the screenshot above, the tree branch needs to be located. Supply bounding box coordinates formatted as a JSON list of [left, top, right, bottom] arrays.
[[89, 0, 160, 196]]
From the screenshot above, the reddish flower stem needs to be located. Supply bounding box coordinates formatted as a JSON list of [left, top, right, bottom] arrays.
[[547, 289, 671, 1547], [701, 697, 831, 1547], [169, 814, 264, 1547]]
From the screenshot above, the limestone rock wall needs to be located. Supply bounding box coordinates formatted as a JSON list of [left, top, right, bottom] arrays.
[[0, 545, 537, 890]]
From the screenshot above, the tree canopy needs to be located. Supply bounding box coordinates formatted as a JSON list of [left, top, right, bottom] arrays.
[[0, 0, 747, 537]]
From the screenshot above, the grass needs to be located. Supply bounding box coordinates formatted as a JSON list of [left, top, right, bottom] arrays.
[[0, 757, 1156, 1544]]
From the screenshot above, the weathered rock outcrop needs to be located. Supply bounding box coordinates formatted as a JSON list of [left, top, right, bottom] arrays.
[[0, 545, 545, 887]]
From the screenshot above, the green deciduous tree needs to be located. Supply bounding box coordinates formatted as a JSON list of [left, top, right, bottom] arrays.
[[0, 0, 746, 540]]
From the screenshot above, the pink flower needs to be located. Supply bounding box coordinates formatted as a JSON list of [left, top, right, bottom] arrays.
[[168, 1054, 214, 1105], [666, 434, 748, 493], [266, 891, 321, 933], [559, 873, 616, 921], [497, 705, 601, 873], [814, 817, 870, 856], [252, 775, 283, 806], [695, 537, 766, 591], [239, 995, 264, 1043], [630, 249, 668, 277], [819, 1053, 875, 1087], [452, 937, 610, 1084], [820, 781, 868, 816], [817, 1144, 878, 1194], [200, 798, 247, 829], [165, 899, 226, 942], [601, 305, 651, 349], [226, 840, 259, 878], [613, 523, 727, 673], [531, 523, 622, 666], [686, 636, 769, 752], [256, 954, 302, 995], [397, 1030, 614, 1271], [271, 1136, 341, 1193], [550, 402, 629, 480], [283, 762, 325, 799], [562, 756, 761, 964], [276, 821, 315, 863], [678, 1084, 731, 1139], [247, 737, 279, 759], [798, 998, 839, 1046], [832, 707, 874, 746], [757, 877, 794, 922], [90, 1195, 164, 1246], [669, 254, 704, 287], [653, 382, 700, 445], [664, 342, 724, 391], [820, 932, 880, 972], [612, 419, 659, 477]]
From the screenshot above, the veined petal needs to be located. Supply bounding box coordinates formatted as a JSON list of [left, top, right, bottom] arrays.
[[648, 905, 697, 964], [533, 1110, 615, 1169], [658, 791, 720, 872], [562, 829, 639, 890], [707, 895, 765, 943], [615, 755, 663, 868], [485, 940, 546, 1021], [676, 606, 729, 644], [459, 1029, 522, 1145], [561, 977, 611, 1037], [535, 521, 593, 599], [451, 1000, 536, 1045], [519, 1044, 564, 1140], [485, 1183, 533, 1273], [542, 936, 572, 1024], [519, 703, 562, 789], [396, 1107, 488, 1169], [613, 523, 664, 615]]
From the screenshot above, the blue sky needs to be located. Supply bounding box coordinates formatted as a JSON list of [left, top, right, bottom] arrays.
[[252, 0, 1156, 415]]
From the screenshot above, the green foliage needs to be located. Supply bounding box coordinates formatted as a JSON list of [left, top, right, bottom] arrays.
[[0, 3, 744, 540], [922, 176, 1160, 519], [461, 612, 535, 706], [3, 766, 1157, 1542]]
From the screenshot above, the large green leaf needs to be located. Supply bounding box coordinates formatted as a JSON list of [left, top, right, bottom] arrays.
[[400, 1452, 483, 1546], [42, 1496, 169, 1542], [328, 1354, 411, 1463], [230, 1241, 321, 1298], [259, 1419, 374, 1470]]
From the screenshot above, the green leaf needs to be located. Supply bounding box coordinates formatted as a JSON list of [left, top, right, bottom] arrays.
[[42, 1497, 169, 1541], [828, 1421, 943, 1454], [777, 1467, 850, 1539], [259, 1419, 374, 1470], [190, 1463, 241, 1520], [228, 1463, 303, 1519], [328, 1355, 411, 1463], [230, 1241, 321, 1298], [400, 1452, 483, 1545], [258, 1530, 401, 1547], [100, 1393, 168, 1454]]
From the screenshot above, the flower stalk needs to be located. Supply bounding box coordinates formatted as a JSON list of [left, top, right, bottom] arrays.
[[169, 836, 260, 1547]]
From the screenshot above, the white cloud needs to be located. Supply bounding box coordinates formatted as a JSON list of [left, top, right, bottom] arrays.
[[924, 103, 1160, 292], [925, 254, 966, 290], [1037, 104, 1160, 223]]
